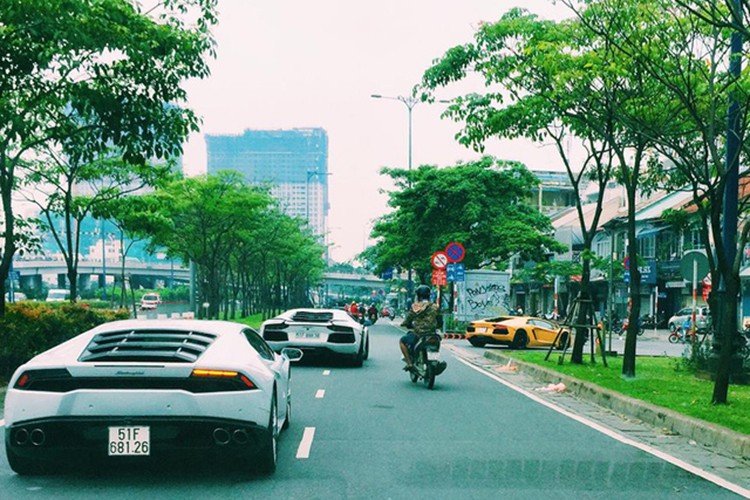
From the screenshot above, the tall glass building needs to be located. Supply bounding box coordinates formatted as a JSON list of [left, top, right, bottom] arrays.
[[205, 128, 329, 238]]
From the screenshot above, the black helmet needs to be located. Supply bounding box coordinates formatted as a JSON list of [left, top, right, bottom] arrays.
[[415, 285, 431, 301]]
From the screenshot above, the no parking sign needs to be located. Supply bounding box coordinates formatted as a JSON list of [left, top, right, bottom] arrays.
[[445, 242, 465, 263]]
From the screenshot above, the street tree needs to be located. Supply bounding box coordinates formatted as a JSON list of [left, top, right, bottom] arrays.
[[93, 191, 176, 309], [0, 0, 217, 314], [419, 9, 623, 365], [145, 172, 271, 319], [22, 151, 174, 302], [367, 157, 564, 284], [569, 0, 750, 402]]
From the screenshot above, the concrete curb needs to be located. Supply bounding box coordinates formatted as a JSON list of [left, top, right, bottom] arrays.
[[483, 349, 750, 460]]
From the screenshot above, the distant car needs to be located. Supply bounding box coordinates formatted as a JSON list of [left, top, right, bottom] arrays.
[[45, 289, 70, 302], [4, 319, 302, 475], [4, 291, 28, 302], [140, 293, 162, 310], [668, 307, 710, 332], [465, 315, 569, 349], [260, 308, 369, 366]]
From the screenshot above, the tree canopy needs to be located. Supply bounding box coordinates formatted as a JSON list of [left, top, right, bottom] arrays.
[[0, 0, 217, 314], [364, 157, 564, 283]]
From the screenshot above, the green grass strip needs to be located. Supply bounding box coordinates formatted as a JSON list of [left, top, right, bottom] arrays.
[[502, 351, 750, 436]]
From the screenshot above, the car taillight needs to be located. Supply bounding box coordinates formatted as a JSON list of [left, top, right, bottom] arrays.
[[493, 324, 506, 329], [190, 369, 257, 389], [16, 373, 30, 388], [13, 368, 72, 391], [264, 322, 288, 331]]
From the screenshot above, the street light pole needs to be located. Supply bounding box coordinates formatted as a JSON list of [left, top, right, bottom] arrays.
[[370, 94, 420, 171], [371, 93, 451, 300]]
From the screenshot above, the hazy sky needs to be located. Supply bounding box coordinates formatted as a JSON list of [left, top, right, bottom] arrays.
[[182, 0, 573, 263]]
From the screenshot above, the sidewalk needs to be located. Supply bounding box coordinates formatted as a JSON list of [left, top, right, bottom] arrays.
[[445, 342, 750, 495]]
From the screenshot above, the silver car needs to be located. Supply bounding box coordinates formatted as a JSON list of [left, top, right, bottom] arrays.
[[668, 306, 710, 332], [260, 308, 369, 367]]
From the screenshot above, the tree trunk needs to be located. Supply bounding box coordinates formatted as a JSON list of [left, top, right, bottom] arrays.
[[622, 199, 641, 379], [0, 170, 16, 317], [712, 272, 740, 403], [570, 256, 593, 364]]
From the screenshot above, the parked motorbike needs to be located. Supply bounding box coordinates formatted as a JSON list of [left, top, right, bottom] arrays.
[[407, 333, 447, 390], [621, 318, 645, 336]]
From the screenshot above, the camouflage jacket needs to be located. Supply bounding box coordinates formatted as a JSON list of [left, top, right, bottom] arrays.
[[401, 301, 442, 336]]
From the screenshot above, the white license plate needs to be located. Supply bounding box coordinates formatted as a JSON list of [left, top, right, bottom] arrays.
[[108, 426, 150, 456], [427, 351, 441, 361], [475, 327, 488, 333], [295, 331, 320, 339]]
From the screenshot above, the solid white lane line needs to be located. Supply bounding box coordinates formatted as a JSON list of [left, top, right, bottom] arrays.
[[454, 356, 750, 499], [296, 427, 316, 459], [315, 389, 325, 399], [323, 370, 331, 376]]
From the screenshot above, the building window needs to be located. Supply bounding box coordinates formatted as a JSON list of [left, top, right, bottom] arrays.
[[638, 235, 655, 259], [686, 227, 705, 250]]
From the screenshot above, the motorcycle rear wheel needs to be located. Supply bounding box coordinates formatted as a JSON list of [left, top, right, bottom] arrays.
[[668, 332, 680, 344], [423, 363, 435, 389]]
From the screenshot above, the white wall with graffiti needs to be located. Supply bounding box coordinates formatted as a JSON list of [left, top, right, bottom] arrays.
[[456, 270, 511, 321]]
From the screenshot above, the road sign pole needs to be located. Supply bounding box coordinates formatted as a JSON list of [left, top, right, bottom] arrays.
[[554, 276, 559, 319], [654, 285, 658, 335], [692, 259, 697, 343]]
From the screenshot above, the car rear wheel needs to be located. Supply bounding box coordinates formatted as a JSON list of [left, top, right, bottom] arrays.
[[363, 335, 370, 360], [282, 394, 291, 431], [256, 394, 278, 475], [468, 337, 486, 348], [351, 341, 365, 367], [511, 330, 529, 349], [556, 332, 569, 350]]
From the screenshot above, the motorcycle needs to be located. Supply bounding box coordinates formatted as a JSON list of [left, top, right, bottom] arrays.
[[407, 333, 447, 390]]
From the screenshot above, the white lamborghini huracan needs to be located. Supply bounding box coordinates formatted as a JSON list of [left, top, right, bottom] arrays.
[[3, 319, 302, 475]]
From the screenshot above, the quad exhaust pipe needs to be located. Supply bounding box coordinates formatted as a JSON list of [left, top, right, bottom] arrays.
[[14, 428, 46, 446], [30, 428, 46, 446], [212, 427, 231, 445], [232, 429, 249, 444], [213, 427, 250, 445], [14, 428, 29, 446]]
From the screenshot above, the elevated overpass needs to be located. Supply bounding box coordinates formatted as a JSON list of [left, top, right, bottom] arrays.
[[11, 260, 389, 294]]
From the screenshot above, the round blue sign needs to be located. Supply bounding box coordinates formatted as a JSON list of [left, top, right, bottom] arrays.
[[445, 242, 465, 263]]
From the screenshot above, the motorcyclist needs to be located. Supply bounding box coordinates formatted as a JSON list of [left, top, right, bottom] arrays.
[[367, 303, 378, 322], [400, 285, 442, 372]]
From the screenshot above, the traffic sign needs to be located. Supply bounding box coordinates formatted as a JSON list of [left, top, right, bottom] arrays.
[[623, 255, 629, 270], [432, 268, 447, 286], [445, 242, 465, 263], [431, 251, 448, 269], [447, 263, 465, 282], [680, 250, 709, 281]]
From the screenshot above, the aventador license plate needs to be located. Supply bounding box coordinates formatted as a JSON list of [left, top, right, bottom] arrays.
[[108, 426, 150, 456], [295, 330, 320, 339]]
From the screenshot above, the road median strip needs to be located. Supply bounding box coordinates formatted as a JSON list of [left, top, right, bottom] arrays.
[[482, 349, 750, 460]]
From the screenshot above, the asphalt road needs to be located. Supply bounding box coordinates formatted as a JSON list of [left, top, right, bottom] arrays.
[[0, 322, 745, 499]]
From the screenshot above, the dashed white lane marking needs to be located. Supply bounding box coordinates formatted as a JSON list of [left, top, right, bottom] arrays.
[[296, 427, 316, 459], [323, 370, 331, 376], [454, 356, 750, 499], [0, 419, 4, 427], [315, 389, 325, 399]]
